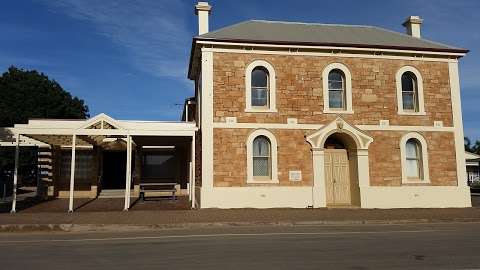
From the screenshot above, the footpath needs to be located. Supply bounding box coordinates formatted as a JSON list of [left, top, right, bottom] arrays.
[[1, 207, 479, 232]]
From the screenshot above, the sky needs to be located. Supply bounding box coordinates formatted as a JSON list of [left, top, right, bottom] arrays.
[[0, 0, 479, 140]]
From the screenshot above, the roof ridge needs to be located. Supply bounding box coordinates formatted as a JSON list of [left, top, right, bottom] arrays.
[[250, 19, 373, 29]]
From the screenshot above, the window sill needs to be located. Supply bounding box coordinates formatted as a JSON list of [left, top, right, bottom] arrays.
[[245, 108, 278, 113], [323, 109, 354, 114], [402, 179, 431, 184], [398, 111, 427, 116], [246, 178, 279, 184]]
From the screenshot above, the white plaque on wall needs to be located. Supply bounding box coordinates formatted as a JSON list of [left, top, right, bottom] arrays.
[[289, 170, 302, 181], [225, 117, 237, 124]]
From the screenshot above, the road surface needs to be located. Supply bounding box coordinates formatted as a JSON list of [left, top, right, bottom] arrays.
[[1, 222, 479, 269]]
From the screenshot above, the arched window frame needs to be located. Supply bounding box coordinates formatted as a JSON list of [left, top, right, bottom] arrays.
[[396, 66, 426, 115], [246, 129, 278, 183], [400, 132, 430, 184], [322, 63, 353, 114], [245, 60, 277, 113]]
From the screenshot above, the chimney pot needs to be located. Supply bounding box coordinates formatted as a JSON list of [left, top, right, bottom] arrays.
[[195, 2, 211, 35], [402, 16, 423, 38]]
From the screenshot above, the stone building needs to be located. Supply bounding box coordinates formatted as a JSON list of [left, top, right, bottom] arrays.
[[188, 2, 471, 208], [3, 2, 472, 211]]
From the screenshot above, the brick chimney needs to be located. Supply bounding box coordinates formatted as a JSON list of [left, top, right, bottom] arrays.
[[195, 2, 212, 35], [402, 16, 423, 38]]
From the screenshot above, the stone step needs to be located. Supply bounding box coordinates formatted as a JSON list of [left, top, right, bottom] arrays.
[[98, 189, 135, 198]]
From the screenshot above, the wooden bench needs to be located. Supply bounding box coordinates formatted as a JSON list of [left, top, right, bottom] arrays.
[[139, 183, 177, 201]]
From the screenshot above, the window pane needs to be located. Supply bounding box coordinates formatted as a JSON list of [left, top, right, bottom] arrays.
[[253, 157, 269, 176], [328, 69, 345, 109], [406, 159, 420, 178], [401, 72, 419, 112], [328, 80, 343, 90], [329, 90, 344, 109], [402, 92, 414, 110], [61, 151, 94, 183], [143, 152, 175, 179], [328, 70, 343, 81], [252, 88, 268, 107], [406, 141, 418, 159], [252, 67, 268, 87], [401, 73, 414, 92], [253, 136, 270, 156]]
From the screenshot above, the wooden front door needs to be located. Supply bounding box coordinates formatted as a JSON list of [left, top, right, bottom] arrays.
[[324, 149, 351, 206]]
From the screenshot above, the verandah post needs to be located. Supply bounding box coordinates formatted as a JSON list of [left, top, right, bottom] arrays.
[[123, 135, 132, 211], [191, 135, 196, 209], [10, 133, 20, 213], [68, 134, 76, 213]]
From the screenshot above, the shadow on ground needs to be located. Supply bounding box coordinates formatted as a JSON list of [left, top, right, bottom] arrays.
[[0, 196, 191, 213]]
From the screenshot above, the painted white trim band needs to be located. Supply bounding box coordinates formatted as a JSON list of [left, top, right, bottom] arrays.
[[212, 122, 455, 132], [199, 186, 471, 209]]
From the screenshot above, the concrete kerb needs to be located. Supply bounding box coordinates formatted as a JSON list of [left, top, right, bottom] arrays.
[[2, 218, 480, 233]]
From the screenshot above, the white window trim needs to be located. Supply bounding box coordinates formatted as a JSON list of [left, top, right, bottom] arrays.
[[322, 63, 354, 114], [396, 66, 426, 115], [400, 132, 430, 184], [245, 60, 277, 113], [246, 129, 279, 184]]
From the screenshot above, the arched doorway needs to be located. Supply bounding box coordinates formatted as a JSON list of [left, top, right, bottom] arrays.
[[306, 117, 373, 208], [323, 133, 360, 207]]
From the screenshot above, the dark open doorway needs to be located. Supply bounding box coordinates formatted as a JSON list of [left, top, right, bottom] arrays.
[[102, 151, 126, 190]]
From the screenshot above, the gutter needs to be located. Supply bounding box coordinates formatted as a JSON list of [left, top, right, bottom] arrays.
[[193, 37, 469, 54]]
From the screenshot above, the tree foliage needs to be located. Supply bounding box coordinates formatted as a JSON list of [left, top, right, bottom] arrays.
[[465, 137, 480, 154], [0, 66, 89, 127]]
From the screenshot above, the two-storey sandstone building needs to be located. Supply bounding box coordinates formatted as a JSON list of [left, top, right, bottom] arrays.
[[188, 2, 471, 208]]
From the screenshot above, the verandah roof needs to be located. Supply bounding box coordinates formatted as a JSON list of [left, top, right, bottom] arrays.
[[12, 113, 197, 147], [5, 113, 198, 213]]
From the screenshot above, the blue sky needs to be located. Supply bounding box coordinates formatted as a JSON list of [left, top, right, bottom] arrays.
[[0, 0, 479, 140]]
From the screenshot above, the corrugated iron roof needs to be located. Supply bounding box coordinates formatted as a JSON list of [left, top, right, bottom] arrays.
[[197, 20, 467, 53]]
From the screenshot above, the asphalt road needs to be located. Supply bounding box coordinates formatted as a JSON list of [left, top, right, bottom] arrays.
[[1, 223, 479, 270]]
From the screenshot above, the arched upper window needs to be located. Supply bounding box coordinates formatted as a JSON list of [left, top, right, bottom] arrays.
[[400, 132, 430, 183], [405, 138, 423, 179], [245, 60, 277, 112], [396, 66, 425, 115], [252, 136, 271, 178], [328, 69, 346, 110], [322, 63, 353, 114], [246, 129, 278, 183], [251, 67, 269, 107], [401, 71, 419, 112]]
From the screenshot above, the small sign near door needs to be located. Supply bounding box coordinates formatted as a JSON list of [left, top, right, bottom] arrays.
[[289, 170, 302, 181]]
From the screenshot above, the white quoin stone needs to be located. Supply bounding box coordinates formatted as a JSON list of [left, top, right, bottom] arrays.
[[402, 16, 423, 38], [195, 2, 211, 35]]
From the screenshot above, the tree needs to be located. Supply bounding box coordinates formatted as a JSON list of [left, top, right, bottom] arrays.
[[465, 136, 480, 154], [0, 66, 89, 127], [0, 66, 90, 193], [465, 137, 473, 152]]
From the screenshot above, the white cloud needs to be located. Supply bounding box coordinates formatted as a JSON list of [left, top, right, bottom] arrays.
[[39, 0, 192, 80]]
